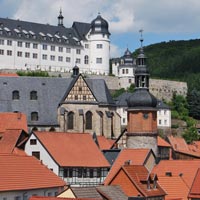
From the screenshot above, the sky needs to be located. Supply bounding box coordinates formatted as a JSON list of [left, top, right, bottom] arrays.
[[0, 0, 200, 57]]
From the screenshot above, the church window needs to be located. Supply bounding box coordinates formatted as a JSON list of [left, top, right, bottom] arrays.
[[12, 90, 20, 100], [84, 55, 89, 64], [67, 112, 74, 129], [30, 91, 37, 100], [31, 112, 39, 121], [86, 111, 92, 129]]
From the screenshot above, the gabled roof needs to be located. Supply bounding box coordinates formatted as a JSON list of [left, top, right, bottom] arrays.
[[97, 136, 115, 150], [72, 22, 91, 40], [96, 185, 128, 200], [188, 168, 200, 198], [34, 131, 110, 167], [111, 165, 166, 197], [158, 176, 189, 200], [104, 149, 153, 185], [158, 136, 171, 147], [0, 112, 28, 132], [0, 76, 115, 126], [0, 154, 66, 191], [167, 135, 200, 158], [0, 129, 28, 154], [114, 92, 132, 107], [152, 160, 200, 188]]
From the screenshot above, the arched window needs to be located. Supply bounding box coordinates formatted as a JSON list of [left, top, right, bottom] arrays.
[[30, 91, 37, 100], [84, 55, 89, 64], [86, 111, 92, 130], [12, 90, 20, 100], [67, 112, 74, 129], [31, 112, 39, 121]]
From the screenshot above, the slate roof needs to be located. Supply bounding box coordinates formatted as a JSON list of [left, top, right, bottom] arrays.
[[0, 154, 66, 191], [104, 149, 153, 185], [188, 168, 200, 198], [114, 92, 132, 107], [102, 149, 121, 165], [96, 185, 128, 200], [0, 112, 28, 132], [70, 187, 103, 199], [72, 22, 91, 40], [0, 17, 83, 46], [0, 76, 114, 126], [152, 160, 200, 188], [158, 176, 189, 200], [34, 131, 110, 167]]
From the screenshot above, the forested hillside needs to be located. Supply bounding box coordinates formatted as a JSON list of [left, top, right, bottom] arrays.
[[135, 39, 200, 91]]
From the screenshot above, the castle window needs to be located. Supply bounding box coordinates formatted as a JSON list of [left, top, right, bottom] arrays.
[[42, 54, 47, 60], [76, 49, 81, 54], [25, 52, 30, 58], [97, 44, 103, 49], [58, 46, 63, 52], [58, 56, 63, 62], [33, 43, 38, 49], [86, 111, 92, 130], [33, 53, 38, 59], [76, 58, 81, 64], [50, 55, 55, 61], [7, 40, 12, 46], [84, 55, 89, 64], [7, 50, 12, 56], [30, 91, 37, 100], [66, 57, 71, 62], [67, 112, 74, 129], [0, 49, 4, 55], [12, 90, 20, 100], [51, 45, 55, 51], [31, 112, 39, 121], [0, 39, 4, 45], [85, 44, 89, 49], [17, 51, 22, 57], [66, 48, 71, 53], [96, 57, 102, 64], [126, 69, 129, 74], [25, 42, 30, 48], [42, 44, 47, 50], [122, 69, 125, 74], [17, 41, 22, 47]]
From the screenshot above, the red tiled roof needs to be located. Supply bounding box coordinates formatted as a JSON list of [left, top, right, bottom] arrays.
[[30, 197, 100, 200], [34, 132, 110, 167], [188, 168, 200, 198], [97, 136, 115, 150], [0, 129, 28, 154], [0, 112, 28, 132], [152, 160, 200, 188], [0, 154, 66, 191], [167, 135, 200, 158], [0, 73, 18, 77], [104, 149, 152, 185], [111, 165, 166, 197], [158, 136, 171, 147], [158, 176, 189, 200]]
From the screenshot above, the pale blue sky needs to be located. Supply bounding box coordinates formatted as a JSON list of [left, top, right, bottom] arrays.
[[1, 0, 200, 57]]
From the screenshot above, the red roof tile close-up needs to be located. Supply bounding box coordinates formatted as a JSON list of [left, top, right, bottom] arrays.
[[188, 168, 200, 198], [0, 154, 66, 191], [34, 131, 110, 167], [104, 148, 152, 185]]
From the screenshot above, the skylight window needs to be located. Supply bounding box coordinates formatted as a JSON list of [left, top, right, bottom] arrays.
[[29, 30, 35, 35], [22, 29, 28, 34], [47, 33, 53, 37], [14, 28, 20, 33], [62, 35, 68, 40], [55, 34, 60, 39], [4, 27, 10, 32]]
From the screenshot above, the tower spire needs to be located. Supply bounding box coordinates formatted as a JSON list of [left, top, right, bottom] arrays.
[[58, 8, 64, 26], [139, 29, 144, 49]]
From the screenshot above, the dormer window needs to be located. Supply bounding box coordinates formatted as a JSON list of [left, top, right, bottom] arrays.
[[31, 112, 39, 121], [12, 90, 20, 100]]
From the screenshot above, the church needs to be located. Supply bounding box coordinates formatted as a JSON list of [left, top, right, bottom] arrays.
[[0, 66, 121, 138], [0, 11, 110, 75]]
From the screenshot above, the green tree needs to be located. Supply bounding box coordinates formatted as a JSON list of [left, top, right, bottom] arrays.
[[183, 126, 199, 144], [187, 89, 200, 120]]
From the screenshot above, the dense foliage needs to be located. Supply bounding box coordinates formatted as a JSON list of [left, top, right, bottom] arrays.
[[17, 70, 50, 77], [112, 84, 135, 98]]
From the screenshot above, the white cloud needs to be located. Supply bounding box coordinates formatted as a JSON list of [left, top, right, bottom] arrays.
[[110, 43, 122, 58]]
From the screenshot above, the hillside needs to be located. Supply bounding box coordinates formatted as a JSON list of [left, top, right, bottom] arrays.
[[133, 39, 200, 91]]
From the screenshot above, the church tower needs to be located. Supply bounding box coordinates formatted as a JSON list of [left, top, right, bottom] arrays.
[[126, 30, 158, 156]]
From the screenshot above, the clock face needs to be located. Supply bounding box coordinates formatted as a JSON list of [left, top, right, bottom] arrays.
[[143, 113, 148, 119]]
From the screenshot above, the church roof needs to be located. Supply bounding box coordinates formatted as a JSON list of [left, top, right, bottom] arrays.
[[0, 76, 114, 126]]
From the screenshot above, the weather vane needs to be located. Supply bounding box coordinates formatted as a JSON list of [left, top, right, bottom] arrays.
[[139, 29, 144, 48]]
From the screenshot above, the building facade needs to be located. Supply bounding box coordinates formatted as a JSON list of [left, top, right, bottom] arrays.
[[0, 12, 110, 75]]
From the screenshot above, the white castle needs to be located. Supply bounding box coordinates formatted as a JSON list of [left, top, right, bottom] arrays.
[[0, 11, 110, 75]]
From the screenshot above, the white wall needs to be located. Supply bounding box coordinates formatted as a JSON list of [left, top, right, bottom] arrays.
[[25, 133, 59, 175]]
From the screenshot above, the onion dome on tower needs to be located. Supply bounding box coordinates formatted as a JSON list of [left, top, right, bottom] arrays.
[[90, 13, 110, 35], [127, 31, 157, 108], [123, 48, 134, 65]]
